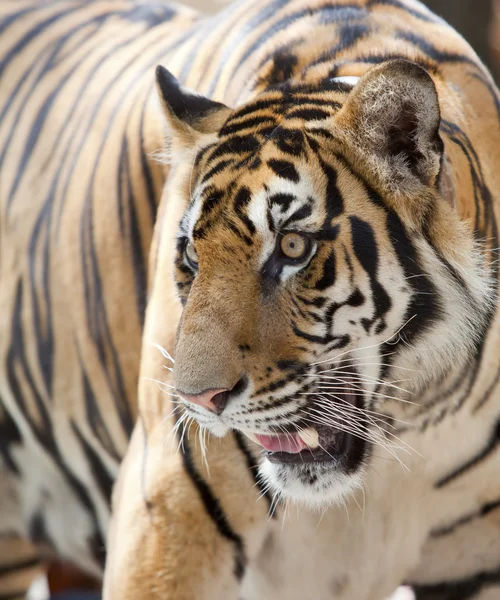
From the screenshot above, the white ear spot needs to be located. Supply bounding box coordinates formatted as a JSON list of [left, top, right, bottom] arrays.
[[330, 76, 360, 87]]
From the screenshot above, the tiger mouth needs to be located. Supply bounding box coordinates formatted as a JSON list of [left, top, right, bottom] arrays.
[[243, 425, 351, 465], [242, 379, 363, 466]]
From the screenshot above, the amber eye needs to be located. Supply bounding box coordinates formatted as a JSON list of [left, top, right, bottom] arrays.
[[185, 240, 198, 268], [279, 232, 311, 261]]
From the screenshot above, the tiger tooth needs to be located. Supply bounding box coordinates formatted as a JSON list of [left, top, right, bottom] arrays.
[[298, 427, 319, 449], [243, 432, 259, 445]]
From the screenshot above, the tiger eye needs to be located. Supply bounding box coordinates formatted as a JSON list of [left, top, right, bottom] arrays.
[[185, 240, 198, 267], [280, 232, 310, 260]]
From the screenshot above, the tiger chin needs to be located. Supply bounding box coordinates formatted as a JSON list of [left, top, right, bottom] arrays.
[[158, 59, 493, 508]]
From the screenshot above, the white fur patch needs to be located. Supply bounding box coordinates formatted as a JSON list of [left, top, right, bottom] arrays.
[[330, 75, 360, 87]]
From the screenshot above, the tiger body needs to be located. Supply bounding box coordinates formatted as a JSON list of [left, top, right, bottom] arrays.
[[0, 1, 499, 599]]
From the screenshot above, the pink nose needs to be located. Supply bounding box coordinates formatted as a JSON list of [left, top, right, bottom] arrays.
[[176, 388, 229, 413]]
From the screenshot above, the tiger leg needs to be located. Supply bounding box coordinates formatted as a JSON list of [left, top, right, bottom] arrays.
[[104, 411, 272, 600], [0, 536, 43, 600]]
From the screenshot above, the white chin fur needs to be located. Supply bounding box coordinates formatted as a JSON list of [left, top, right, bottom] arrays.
[[259, 458, 364, 508]]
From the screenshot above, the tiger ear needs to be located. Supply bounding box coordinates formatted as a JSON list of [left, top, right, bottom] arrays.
[[155, 65, 232, 148], [334, 59, 443, 196]]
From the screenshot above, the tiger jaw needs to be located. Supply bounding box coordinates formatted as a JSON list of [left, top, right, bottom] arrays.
[[242, 424, 354, 466]]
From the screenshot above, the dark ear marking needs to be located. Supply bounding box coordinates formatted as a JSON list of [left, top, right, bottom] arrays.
[[386, 100, 426, 177], [155, 65, 232, 134]]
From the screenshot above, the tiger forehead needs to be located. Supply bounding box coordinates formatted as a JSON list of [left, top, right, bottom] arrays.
[[192, 84, 350, 183]]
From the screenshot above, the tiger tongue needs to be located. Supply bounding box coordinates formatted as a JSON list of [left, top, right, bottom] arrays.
[[255, 433, 305, 454]]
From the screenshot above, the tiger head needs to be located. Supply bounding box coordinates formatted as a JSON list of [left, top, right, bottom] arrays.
[[155, 60, 492, 505]]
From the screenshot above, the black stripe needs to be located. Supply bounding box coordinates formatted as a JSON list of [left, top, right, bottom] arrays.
[[367, 0, 439, 23], [0, 557, 39, 578], [383, 207, 441, 347], [315, 252, 336, 291], [271, 127, 305, 156], [431, 498, 500, 537], [303, 21, 369, 74], [6, 281, 104, 557], [4, 11, 116, 208], [21, 27, 151, 233], [267, 159, 299, 183], [0, 6, 83, 80], [232, 432, 274, 514], [319, 157, 344, 223], [120, 3, 176, 27], [219, 115, 276, 137], [0, 5, 40, 34], [327, 53, 436, 77], [176, 418, 246, 580], [118, 134, 148, 323], [209, 135, 260, 161], [71, 421, 115, 506], [0, 406, 22, 475], [28, 197, 54, 398], [138, 82, 160, 229], [282, 203, 313, 229], [80, 180, 134, 439], [269, 193, 296, 212], [1, 7, 138, 205], [79, 360, 120, 462], [229, 4, 367, 83], [265, 51, 298, 86], [73, 32, 196, 443], [470, 72, 500, 122], [201, 159, 235, 184], [286, 107, 331, 121], [292, 323, 349, 348], [206, 0, 290, 96], [436, 420, 500, 488], [233, 187, 256, 235], [222, 217, 254, 246], [349, 216, 392, 332], [396, 30, 477, 65], [413, 569, 500, 600]]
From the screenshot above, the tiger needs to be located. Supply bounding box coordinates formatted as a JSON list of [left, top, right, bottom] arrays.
[[1, 0, 499, 598]]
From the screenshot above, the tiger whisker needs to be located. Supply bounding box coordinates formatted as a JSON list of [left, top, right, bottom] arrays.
[[303, 412, 411, 472], [142, 378, 184, 401], [304, 403, 385, 443], [152, 342, 175, 364], [177, 413, 194, 454], [305, 399, 419, 459], [306, 384, 414, 406], [198, 426, 210, 474], [303, 402, 402, 451], [316, 351, 397, 365], [316, 361, 421, 374], [312, 314, 417, 367], [299, 393, 404, 428], [311, 395, 416, 446], [309, 373, 414, 398], [302, 410, 387, 451]]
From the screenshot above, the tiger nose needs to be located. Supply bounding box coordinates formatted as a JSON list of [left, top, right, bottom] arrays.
[[176, 388, 230, 415]]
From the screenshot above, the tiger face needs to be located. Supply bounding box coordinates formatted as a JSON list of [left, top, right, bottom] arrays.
[[156, 60, 492, 505]]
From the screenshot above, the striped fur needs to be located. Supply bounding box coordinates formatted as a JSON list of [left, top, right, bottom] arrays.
[[0, 1, 499, 599]]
